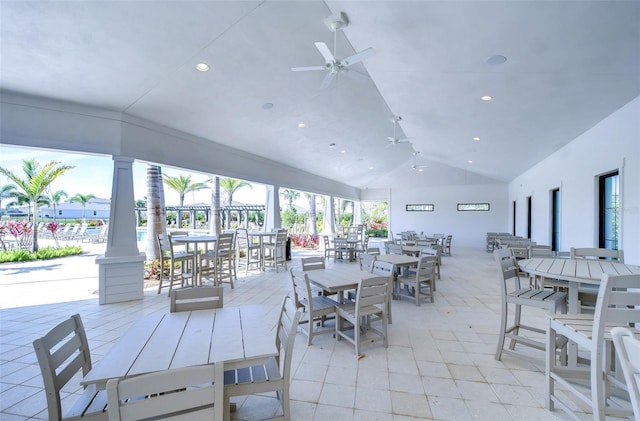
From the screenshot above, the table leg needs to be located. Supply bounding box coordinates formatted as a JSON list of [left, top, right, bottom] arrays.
[[192, 243, 199, 287], [567, 280, 579, 365]]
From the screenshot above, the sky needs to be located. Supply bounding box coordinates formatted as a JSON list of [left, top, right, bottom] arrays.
[[0, 145, 268, 207]]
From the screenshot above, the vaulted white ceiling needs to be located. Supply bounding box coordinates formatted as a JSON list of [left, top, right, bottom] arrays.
[[1, 1, 638, 191]]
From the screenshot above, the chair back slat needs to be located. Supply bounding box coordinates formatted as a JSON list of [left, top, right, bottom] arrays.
[[107, 363, 222, 421], [300, 256, 325, 271], [290, 270, 312, 311], [494, 248, 523, 294], [276, 296, 302, 379], [592, 274, 640, 341], [371, 260, 394, 277], [170, 286, 223, 312], [356, 276, 390, 309], [570, 247, 624, 262], [611, 327, 640, 419], [359, 253, 377, 272]]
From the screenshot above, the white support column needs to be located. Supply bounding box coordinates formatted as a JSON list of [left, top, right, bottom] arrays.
[[265, 185, 281, 231], [96, 156, 145, 304], [322, 196, 336, 236]]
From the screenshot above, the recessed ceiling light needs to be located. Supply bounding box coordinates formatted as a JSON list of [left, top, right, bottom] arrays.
[[261, 102, 274, 110], [487, 55, 507, 65], [473, 136, 481, 141], [297, 122, 305, 128], [368, 166, 374, 170], [481, 95, 493, 101], [196, 63, 209, 72], [340, 149, 346, 154], [467, 160, 473, 164]]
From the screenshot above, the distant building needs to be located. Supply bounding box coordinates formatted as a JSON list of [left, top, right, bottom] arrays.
[[39, 198, 111, 220]]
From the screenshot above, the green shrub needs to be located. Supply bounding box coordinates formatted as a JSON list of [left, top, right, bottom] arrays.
[[0, 249, 35, 263], [0, 245, 83, 263], [36, 246, 83, 260]]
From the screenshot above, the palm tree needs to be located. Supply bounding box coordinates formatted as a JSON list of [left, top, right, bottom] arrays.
[[48, 190, 67, 221], [0, 183, 17, 211], [70, 193, 96, 223], [145, 165, 166, 261], [219, 178, 252, 206], [163, 174, 208, 228], [280, 189, 300, 210], [304, 192, 317, 236], [0, 159, 73, 252]]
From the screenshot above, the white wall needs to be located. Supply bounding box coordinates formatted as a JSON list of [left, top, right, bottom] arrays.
[[390, 184, 509, 249], [509, 96, 639, 264]]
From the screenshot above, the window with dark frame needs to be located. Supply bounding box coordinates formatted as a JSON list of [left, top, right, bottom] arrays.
[[512, 201, 516, 236], [527, 196, 532, 239], [551, 188, 560, 252], [599, 170, 619, 250]]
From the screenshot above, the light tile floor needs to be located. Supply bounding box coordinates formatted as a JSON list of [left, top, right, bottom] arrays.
[[0, 245, 598, 420]]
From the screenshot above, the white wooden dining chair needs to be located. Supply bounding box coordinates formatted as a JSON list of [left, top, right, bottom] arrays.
[[218, 231, 237, 286], [157, 233, 194, 294], [236, 228, 261, 274], [223, 296, 301, 421], [359, 253, 376, 272], [263, 229, 288, 272], [32, 314, 108, 420], [494, 248, 567, 361], [420, 247, 441, 279], [442, 235, 453, 256], [366, 246, 381, 255], [290, 270, 336, 345], [170, 286, 223, 312], [611, 327, 640, 420], [198, 236, 219, 285], [322, 235, 336, 260], [106, 363, 224, 421], [371, 260, 395, 324], [335, 276, 390, 356], [399, 254, 436, 305], [546, 273, 640, 420], [386, 243, 403, 255], [300, 255, 325, 271]]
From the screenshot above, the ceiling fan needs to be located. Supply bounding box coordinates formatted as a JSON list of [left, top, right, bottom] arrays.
[[291, 13, 375, 89], [387, 116, 413, 146], [411, 152, 427, 172]]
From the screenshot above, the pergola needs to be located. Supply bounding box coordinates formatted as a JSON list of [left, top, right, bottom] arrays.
[[135, 205, 266, 230]]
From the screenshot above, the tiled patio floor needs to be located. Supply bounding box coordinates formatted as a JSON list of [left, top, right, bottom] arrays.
[[1, 244, 595, 420]]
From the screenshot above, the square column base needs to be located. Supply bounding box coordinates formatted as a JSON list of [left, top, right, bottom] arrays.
[[96, 253, 146, 304]]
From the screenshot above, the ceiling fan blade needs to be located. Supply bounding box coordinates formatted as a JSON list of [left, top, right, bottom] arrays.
[[291, 65, 326, 72], [314, 42, 335, 64], [342, 68, 370, 82], [320, 71, 336, 89], [341, 47, 375, 67]]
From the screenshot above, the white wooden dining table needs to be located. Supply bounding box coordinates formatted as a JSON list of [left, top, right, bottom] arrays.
[[518, 257, 640, 314], [333, 237, 360, 261], [81, 305, 276, 391], [519, 257, 640, 366], [306, 267, 392, 323], [172, 235, 217, 284], [248, 231, 276, 270]]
